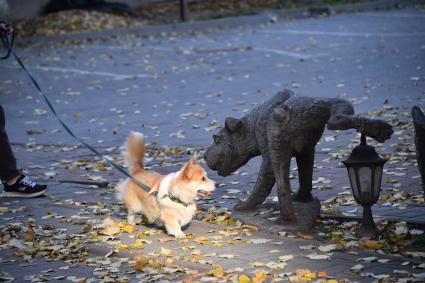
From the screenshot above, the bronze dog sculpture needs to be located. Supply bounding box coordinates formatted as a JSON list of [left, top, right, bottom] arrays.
[[205, 90, 393, 223]]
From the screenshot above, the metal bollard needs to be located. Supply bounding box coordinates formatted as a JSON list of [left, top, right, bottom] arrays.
[[412, 106, 425, 196], [179, 0, 188, 21]]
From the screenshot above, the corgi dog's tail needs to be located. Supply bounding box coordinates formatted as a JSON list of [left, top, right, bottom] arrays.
[[125, 131, 145, 175]]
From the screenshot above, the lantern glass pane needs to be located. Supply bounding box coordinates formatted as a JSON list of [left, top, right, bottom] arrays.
[[348, 167, 359, 199], [358, 167, 372, 195], [373, 165, 383, 198]]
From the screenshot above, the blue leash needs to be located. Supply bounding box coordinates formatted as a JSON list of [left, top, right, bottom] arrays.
[[0, 28, 156, 196]]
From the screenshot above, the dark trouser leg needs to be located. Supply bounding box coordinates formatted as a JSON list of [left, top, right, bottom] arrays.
[[0, 105, 19, 182], [293, 149, 315, 202]]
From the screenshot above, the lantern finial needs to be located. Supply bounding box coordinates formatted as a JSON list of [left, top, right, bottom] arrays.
[[360, 134, 366, 145]]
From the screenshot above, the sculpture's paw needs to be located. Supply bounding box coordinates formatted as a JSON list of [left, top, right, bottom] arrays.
[[233, 200, 258, 211], [292, 192, 313, 202], [275, 215, 298, 225]]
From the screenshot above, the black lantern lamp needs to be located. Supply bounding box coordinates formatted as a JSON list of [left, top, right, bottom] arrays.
[[342, 134, 386, 238]]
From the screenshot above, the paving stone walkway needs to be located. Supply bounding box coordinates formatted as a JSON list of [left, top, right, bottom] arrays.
[[0, 6, 425, 282]]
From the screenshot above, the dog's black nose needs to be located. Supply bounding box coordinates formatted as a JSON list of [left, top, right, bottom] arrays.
[[215, 183, 219, 188]]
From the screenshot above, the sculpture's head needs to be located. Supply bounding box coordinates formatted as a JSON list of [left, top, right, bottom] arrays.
[[204, 117, 255, 176], [362, 119, 394, 143]]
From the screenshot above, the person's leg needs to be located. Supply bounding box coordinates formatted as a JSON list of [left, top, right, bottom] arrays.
[[0, 104, 20, 182], [0, 105, 47, 197]]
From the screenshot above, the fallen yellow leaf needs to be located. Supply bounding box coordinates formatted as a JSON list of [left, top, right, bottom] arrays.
[[242, 225, 259, 232], [192, 254, 203, 261], [160, 247, 172, 256], [252, 272, 267, 283], [239, 274, 252, 283], [23, 233, 34, 242], [194, 236, 208, 244], [323, 210, 343, 216], [122, 224, 135, 233], [208, 266, 224, 278], [296, 269, 308, 275], [288, 276, 303, 282], [134, 255, 149, 271], [364, 240, 382, 249], [158, 237, 174, 242], [296, 232, 313, 240], [100, 225, 120, 236], [133, 239, 144, 249], [303, 271, 316, 281]]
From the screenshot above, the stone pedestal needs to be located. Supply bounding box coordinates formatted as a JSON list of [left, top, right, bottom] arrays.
[[231, 198, 321, 234]]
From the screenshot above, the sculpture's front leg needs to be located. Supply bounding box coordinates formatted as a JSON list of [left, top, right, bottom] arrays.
[[234, 154, 275, 211]]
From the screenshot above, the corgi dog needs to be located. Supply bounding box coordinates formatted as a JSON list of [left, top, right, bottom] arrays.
[[116, 132, 216, 238]]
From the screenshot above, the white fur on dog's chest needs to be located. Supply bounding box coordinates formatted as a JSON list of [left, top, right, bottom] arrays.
[[158, 196, 196, 226], [158, 173, 197, 226]]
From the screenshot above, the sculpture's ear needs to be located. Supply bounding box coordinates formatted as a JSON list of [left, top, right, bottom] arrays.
[[225, 117, 242, 132]]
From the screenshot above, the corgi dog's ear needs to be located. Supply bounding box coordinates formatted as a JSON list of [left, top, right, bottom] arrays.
[[182, 160, 194, 180], [190, 153, 199, 164], [182, 154, 199, 180]]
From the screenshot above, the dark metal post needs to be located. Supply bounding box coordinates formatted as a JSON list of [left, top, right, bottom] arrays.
[[359, 205, 380, 238], [179, 0, 188, 21], [412, 106, 425, 196]]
